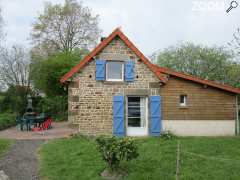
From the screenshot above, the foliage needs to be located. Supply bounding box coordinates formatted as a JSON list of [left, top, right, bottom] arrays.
[[0, 113, 16, 130], [31, 0, 101, 55], [36, 96, 67, 121], [160, 130, 176, 140], [96, 136, 139, 171], [0, 85, 41, 116], [30, 50, 87, 96], [0, 86, 28, 114], [156, 43, 240, 88], [30, 50, 86, 121]]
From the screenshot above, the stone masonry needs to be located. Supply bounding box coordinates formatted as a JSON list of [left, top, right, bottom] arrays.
[[68, 36, 161, 135]]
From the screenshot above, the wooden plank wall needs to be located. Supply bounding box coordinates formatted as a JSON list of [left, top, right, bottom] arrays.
[[160, 77, 236, 120]]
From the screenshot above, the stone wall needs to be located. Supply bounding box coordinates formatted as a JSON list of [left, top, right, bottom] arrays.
[[68, 36, 160, 135]]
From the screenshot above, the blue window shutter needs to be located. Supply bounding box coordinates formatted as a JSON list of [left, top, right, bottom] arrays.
[[95, 60, 106, 81], [124, 61, 134, 82], [150, 96, 162, 136], [113, 96, 125, 136]]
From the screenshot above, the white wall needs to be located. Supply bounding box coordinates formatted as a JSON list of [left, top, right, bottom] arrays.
[[162, 120, 235, 136]]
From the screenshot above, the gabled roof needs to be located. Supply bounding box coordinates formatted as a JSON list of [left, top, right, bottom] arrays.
[[153, 64, 240, 94], [60, 27, 167, 83], [60, 28, 240, 94]]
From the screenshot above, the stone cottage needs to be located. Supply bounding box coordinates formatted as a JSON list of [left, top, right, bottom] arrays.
[[61, 28, 240, 136]]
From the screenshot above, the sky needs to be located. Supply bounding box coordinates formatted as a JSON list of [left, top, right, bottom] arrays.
[[1, 0, 240, 56]]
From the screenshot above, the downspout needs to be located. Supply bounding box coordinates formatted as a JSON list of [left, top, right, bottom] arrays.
[[236, 95, 239, 136]]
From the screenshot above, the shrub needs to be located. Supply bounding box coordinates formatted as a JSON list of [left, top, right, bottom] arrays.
[[96, 136, 139, 172], [0, 113, 16, 130], [36, 96, 67, 121], [0, 86, 41, 115], [160, 130, 176, 140]]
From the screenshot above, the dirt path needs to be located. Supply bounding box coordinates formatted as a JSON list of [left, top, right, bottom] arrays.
[[0, 140, 44, 180]]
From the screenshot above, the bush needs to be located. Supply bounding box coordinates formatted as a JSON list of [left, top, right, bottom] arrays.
[[0, 86, 41, 115], [36, 96, 67, 121], [160, 130, 176, 140], [0, 113, 16, 130], [0, 86, 28, 115], [96, 136, 139, 172]]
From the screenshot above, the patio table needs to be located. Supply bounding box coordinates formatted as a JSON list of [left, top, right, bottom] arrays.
[[18, 113, 47, 131]]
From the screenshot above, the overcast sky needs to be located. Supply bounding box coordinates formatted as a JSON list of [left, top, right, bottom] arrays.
[[1, 0, 240, 55]]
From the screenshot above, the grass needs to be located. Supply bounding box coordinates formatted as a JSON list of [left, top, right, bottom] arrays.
[[0, 113, 16, 130], [0, 139, 11, 158], [40, 136, 105, 180], [40, 136, 240, 180]]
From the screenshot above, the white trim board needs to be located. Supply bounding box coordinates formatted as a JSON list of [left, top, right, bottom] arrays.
[[162, 120, 235, 136]]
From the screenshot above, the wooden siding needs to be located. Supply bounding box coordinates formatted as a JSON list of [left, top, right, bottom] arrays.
[[160, 77, 237, 120]]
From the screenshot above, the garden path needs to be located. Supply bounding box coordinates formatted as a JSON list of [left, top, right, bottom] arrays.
[[0, 121, 78, 180], [0, 140, 44, 180]]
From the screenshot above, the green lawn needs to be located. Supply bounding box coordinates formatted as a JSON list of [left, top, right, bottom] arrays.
[[40, 136, 240, 180], [0, 139, 11, 158]]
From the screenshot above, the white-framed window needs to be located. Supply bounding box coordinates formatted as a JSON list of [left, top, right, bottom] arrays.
[[180, 95, 187, 106], [106, 61, 124, 81]]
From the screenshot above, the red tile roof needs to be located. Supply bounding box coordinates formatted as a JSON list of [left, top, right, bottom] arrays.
[[154, 64, 240, 94], [60, 27, 167, 83], [60, 28, 240, 94]]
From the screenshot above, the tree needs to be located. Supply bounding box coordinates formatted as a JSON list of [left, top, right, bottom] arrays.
[[0, 45, 31, 90], [30, 50, 87, 96], [31, 0, 101, 55], [155, 43, 240, 88], [30, 50, 87, 121], [0, 7, 5, 44], [228, 28, 240, 57]]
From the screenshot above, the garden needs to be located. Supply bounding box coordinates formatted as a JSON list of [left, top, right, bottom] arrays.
[[0, 0, 239, 180], [39, 135, 240, 180]]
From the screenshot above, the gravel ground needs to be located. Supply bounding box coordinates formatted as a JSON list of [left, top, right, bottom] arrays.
[[0, 140, 45, 180]]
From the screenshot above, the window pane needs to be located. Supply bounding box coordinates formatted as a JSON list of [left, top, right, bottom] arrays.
[[106, 62, 122, 80], [128, 118, 141, 127], [128, 107, 140, 117], [128, 97, 140, 106], [180, 95, 187, 106], [180, 95, 185, 103], [127, 97, 146, 127]]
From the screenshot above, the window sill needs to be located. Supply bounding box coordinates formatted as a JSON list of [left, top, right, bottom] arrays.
[[179, 106, 189, 109], [103, 81, 126, 85]]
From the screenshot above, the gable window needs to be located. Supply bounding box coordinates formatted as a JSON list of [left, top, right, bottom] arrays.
[[180, 95, 187, 106], [106, 61, 124, 81]]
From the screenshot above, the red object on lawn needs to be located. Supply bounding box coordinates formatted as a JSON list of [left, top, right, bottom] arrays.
[[32, 118, 53, 131]]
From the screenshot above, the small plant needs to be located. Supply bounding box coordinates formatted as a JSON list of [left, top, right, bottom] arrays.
[[160, 130, 176, 140], [96, 136, 139, 172]]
